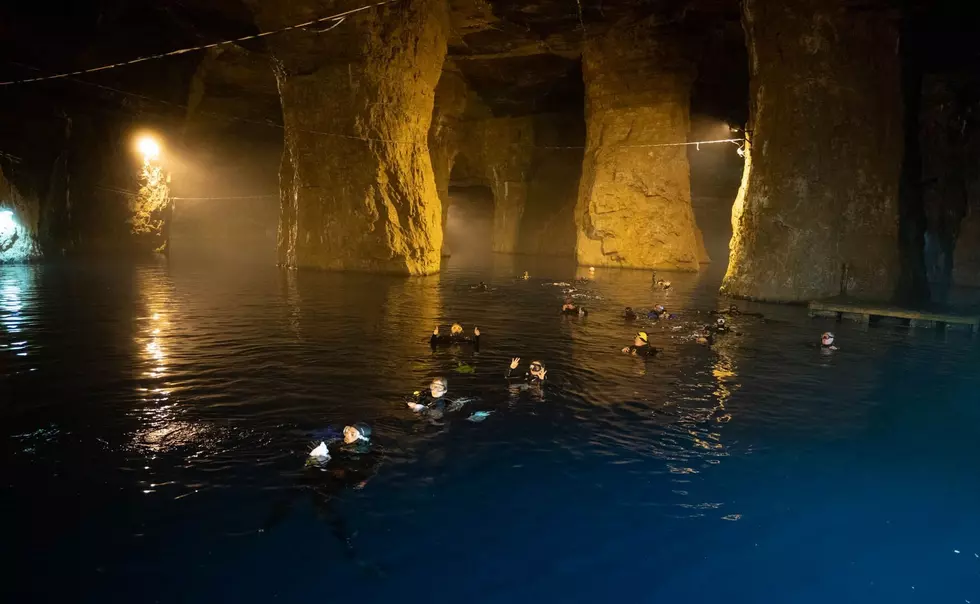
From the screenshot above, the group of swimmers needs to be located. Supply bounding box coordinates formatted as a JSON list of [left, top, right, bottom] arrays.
[[299, 267, 841, 562]]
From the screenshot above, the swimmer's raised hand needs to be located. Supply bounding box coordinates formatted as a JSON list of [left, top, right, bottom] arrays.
[[433, 326, 439, 335], [474, 327, 480, 336], [510, 357, 520, 369]]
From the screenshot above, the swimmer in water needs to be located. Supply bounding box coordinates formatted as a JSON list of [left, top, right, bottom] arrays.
[[624, 307, 638, 321], [472, 281, 491, 292], [561, 299, 588, 316], [648, 304, 676, 320], [711, 303, 763, 318], [695, 324, 714, 346], [715, 317, 731, 333], [622, 331, 659, 357], [655, 278, 672, 290], [407, 377, 449, 419], [264, 423, 383, 568], [521, 271, 530, 280], [431, 324, 480, 351], [820, 332, 838, 351], [506, 357, 547, 385]]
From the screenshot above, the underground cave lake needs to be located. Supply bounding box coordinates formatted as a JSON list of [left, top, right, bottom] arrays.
[[1, 251, 979, 604]]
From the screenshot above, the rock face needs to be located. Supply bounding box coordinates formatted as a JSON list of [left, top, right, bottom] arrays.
[[249, 0, 448, 274], [575, 24, 701, 271], [0, 165, 41, 262], [429, 64, 581, 257], [130, 158, 173, 255], [920, 74, 980, 290], [723, 0, 904, 302]]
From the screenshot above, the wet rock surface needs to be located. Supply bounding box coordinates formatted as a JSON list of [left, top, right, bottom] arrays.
[[249, 0, 448, 274], [575, 23, 701, 271], [723, 0, 904, 302]]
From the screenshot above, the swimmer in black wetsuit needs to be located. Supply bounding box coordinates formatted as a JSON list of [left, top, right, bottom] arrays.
[[263, 423, 384, 571], [622, 331, 659, 357], [472, 281, 491, 292], [506, 357, 547, 385], [696, 324, 714, 346], [561, 299, 588, 316], [407, 377, 450, 418], [624, 307, 637, 321], [430, 324, 480, 351], [711, 303, 764, 318]]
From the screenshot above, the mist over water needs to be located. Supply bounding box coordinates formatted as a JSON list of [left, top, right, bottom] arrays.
[[1, 250, 978, 603]]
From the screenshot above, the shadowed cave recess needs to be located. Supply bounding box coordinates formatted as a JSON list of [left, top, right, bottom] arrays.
[[1, 0, 978, 303]]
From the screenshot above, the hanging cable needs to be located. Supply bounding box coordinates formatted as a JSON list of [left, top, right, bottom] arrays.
[[539, 137, 744, 150], [0, 0, 398, 87]]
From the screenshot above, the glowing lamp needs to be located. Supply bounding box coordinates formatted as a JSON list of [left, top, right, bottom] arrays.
[[0, 209, 14, 229], [136, 136, 161, 161]]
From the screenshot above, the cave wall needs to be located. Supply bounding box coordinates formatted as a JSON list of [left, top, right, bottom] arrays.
[[575, 23, 701, 271], [247, 0, 448, 274], [430, 63, 581, 257], [920, 75, 980, 290], [723, 0, 904, 302]]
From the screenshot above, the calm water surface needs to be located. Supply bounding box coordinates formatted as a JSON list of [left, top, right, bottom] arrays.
[[1, 251, 979, 603]]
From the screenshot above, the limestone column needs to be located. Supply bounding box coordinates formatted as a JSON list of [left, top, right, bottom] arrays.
[[575, 26, 700, 270], [250, 0, 447, 274], [722, 0, 903, 301]]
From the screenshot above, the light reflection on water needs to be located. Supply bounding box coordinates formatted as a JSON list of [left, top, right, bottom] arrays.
[[1, 255, 979, 603]]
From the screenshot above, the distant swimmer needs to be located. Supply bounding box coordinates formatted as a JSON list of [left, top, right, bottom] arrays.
[[471, 281, 492, 292], [711, 304, 763, 318], [820, 331, 838, 351], [648, 304, 677, 320], [713, 317, 741, 335], [622, 331, 659, 357], [521, 271, 530, 280], [655, 279, 672, 291], [624, 307, 638, 321], [506, 357, 547, 385], [431, 324, 480, 351], [561, 299, 588, 316], [407, 377, 449, 419], [695, 325, 714, 346]]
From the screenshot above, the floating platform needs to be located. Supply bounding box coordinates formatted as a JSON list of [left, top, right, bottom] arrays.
[[808, 297, 980, 332]]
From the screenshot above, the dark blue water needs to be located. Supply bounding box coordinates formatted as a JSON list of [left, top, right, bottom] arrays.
[[2, 251, 979, 603]]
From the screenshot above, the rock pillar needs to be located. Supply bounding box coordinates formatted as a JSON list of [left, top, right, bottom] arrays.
[[575, 26, 700, 270], [722, 0, 903, 302], [251, 0, 448, 274], [130, 155, 172, 255]]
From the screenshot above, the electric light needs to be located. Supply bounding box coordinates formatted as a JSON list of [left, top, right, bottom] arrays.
[[136, 135, 161, 161], [0, 209, 13, 229]]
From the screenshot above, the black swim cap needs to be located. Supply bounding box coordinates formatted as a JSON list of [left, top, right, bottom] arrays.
[[353, 422, 372, 440]]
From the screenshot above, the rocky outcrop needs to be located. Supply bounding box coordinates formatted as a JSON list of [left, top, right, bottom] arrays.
[[723, 0, 904, 302], [430, 64, 581, 257], [575, 24, 701, 271], [249, 0, 448, 274], [0, 165, 41, 262]]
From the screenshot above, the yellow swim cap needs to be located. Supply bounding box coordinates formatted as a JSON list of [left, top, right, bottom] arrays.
[[637, 331, 648, 342]]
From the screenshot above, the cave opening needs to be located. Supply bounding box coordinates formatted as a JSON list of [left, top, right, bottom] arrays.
[[445, 166, 496, 260], [686, 14, 750, 274]]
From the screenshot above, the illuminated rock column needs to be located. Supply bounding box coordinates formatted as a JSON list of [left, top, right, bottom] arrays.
[[130, 151, 172, 255], [251, 0, 448, 275], [722, 0, 903, 301], [575, 26, 700, 270]]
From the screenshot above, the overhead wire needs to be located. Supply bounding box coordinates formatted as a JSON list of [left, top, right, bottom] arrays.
[[0, 0, 399, 86]]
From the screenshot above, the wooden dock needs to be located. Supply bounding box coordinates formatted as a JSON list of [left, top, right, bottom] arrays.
[[808, 297, 980, 332]]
